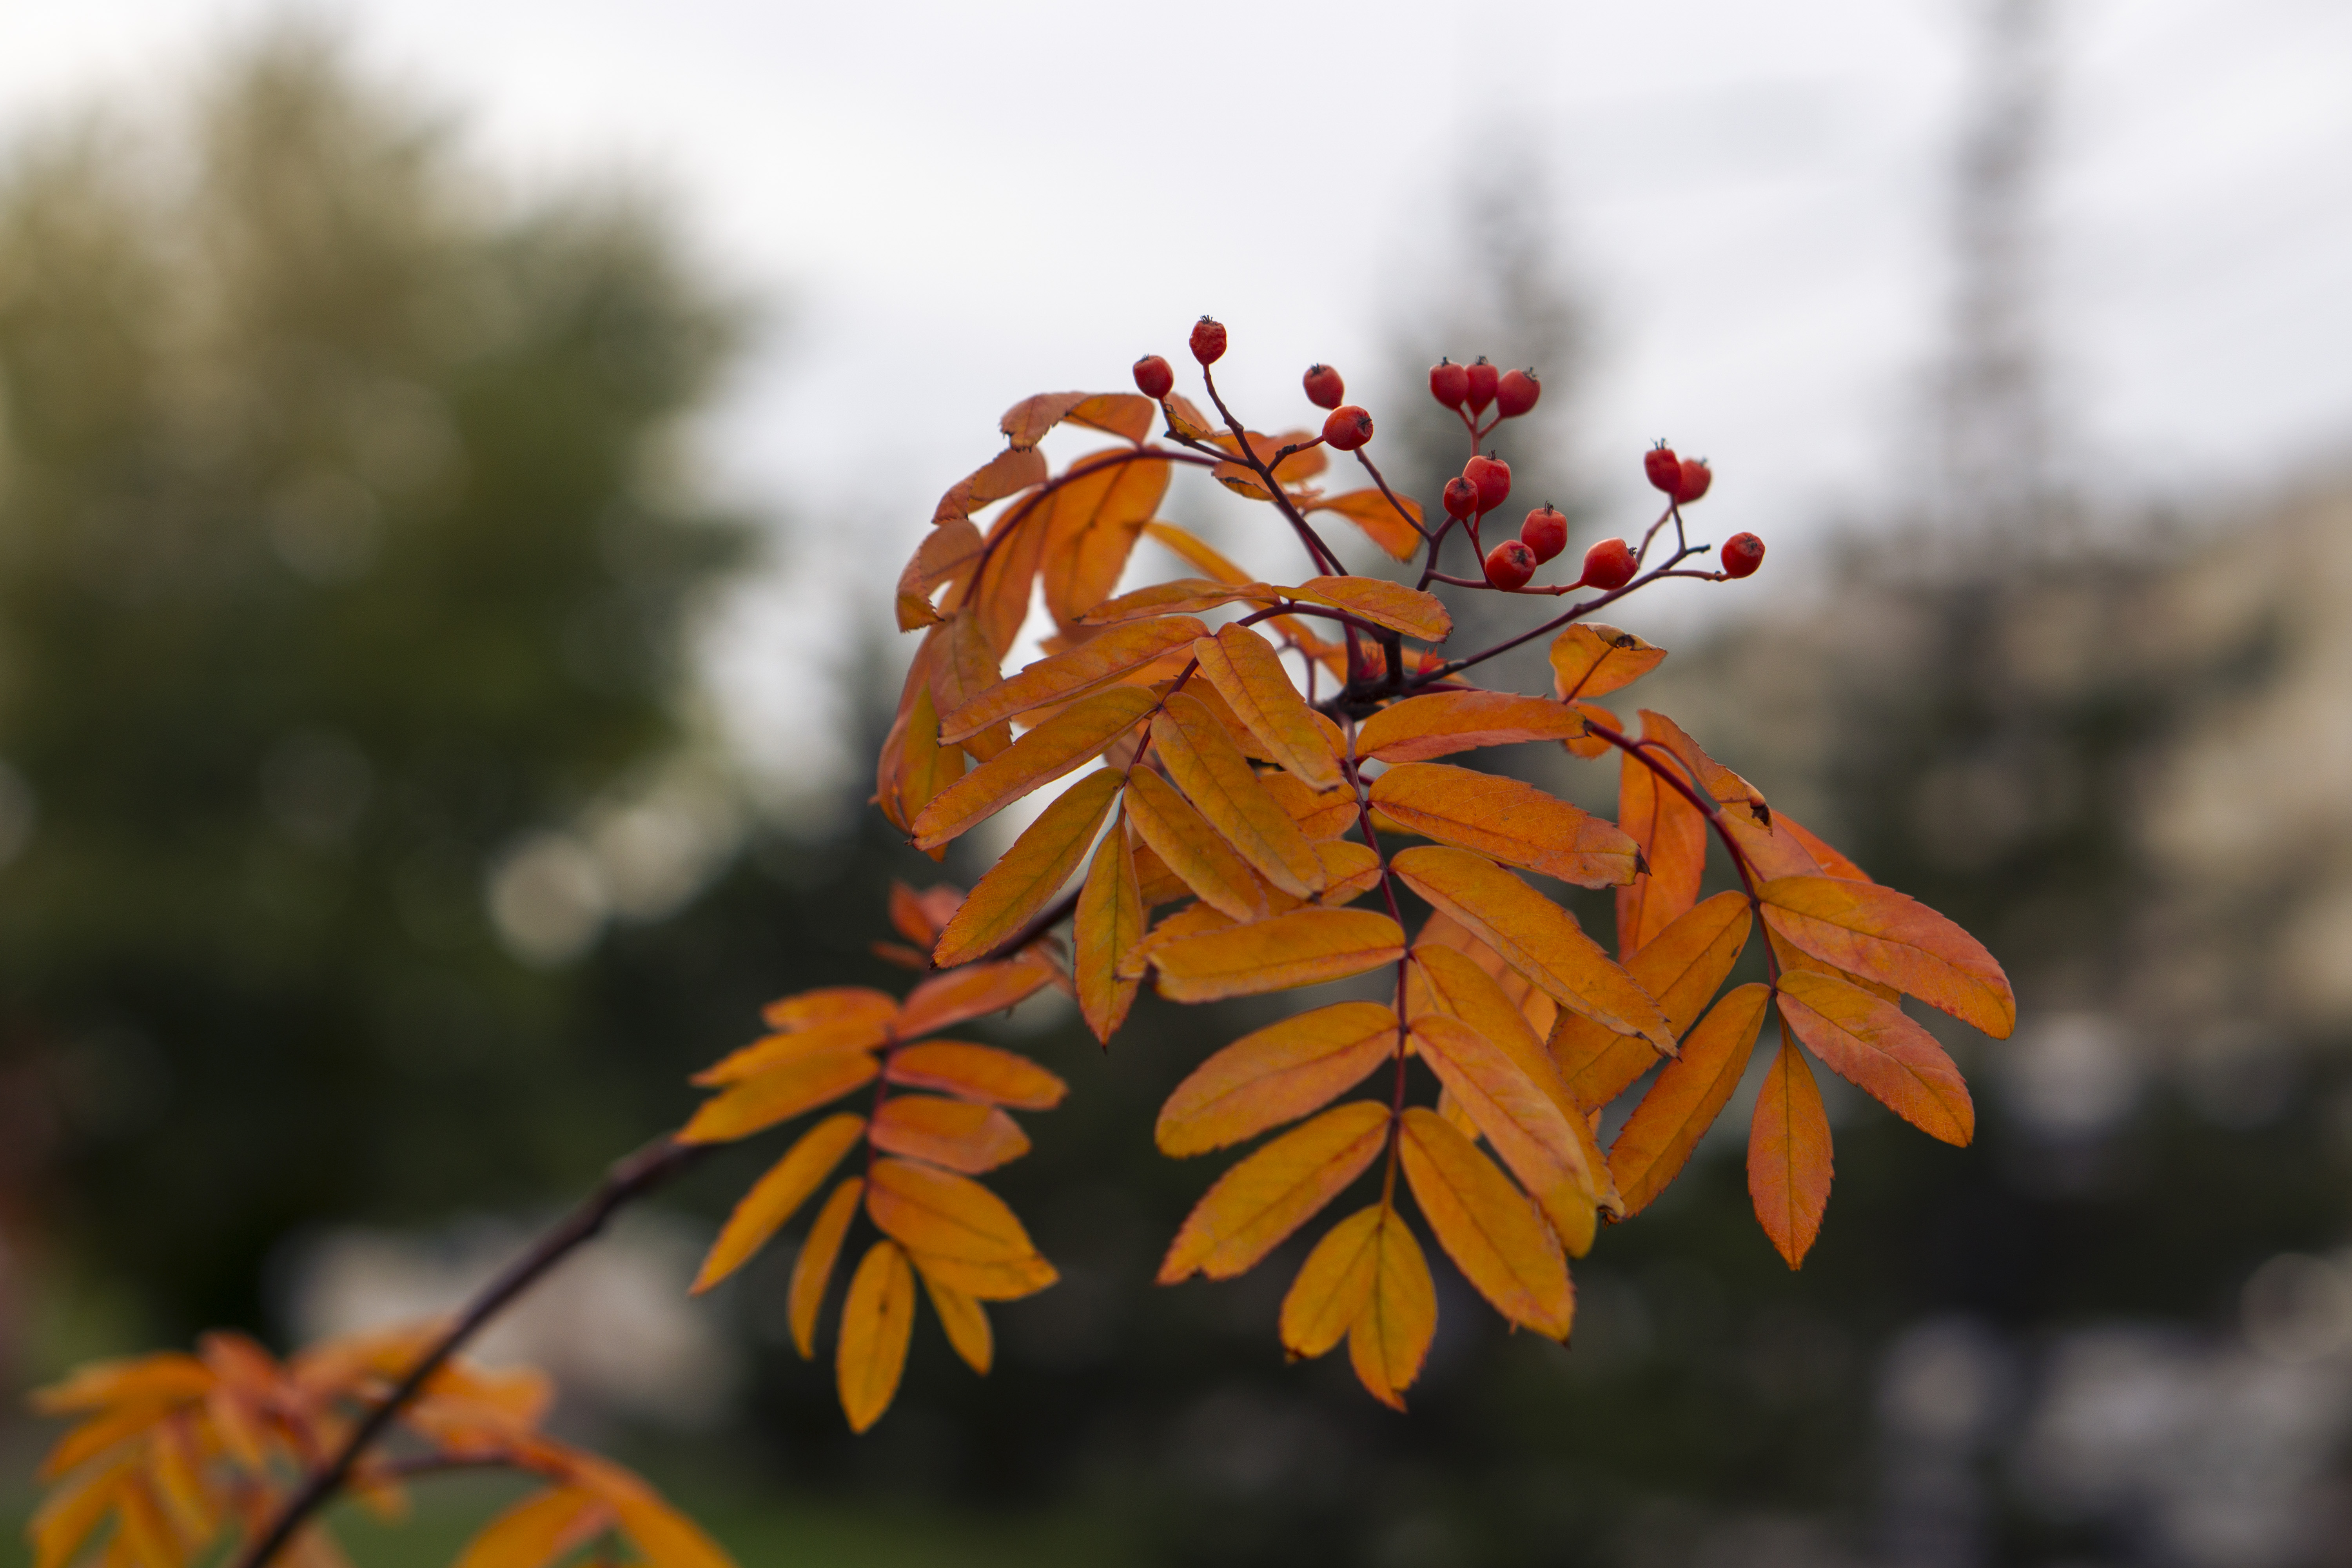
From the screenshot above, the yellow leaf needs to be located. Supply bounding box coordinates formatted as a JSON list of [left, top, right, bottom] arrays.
[[1776, 970, 1974, 1145], [1116, 900, 1235, 980], [680, 1051, 878, 1145], [561, 1456, 738, 1568], [896, 953, 1054, 1039], [836, 1241, 916, 1434], [1371, 762, 1639, 888], [1758, 876, 2016, 1038], [869, 1094, 1031, 1174], [761, 986, 899, 1036], [898, 1252, 1058, 1301], [1408, 1014, 1600, 1247], [1287, 575, 1452, 642], [1548, 623, 1666, 701], [927, 610, 1009, 762], [932, 768, 1123, 967], [1142, 520, 1252, 585], [1073, 817, 1142, 1045], [913, 1263, 993, 1375], [1158, 1101, 1390, 1283], [1191, 625, 1342, 789], [932, 446, 1047, 524], [865, 1160, 1054, 1298], [1303, 488, 1424, 561], [1390, 846, 1673, 1056], [1314, 840, 1383, 905], [450, 1488, 608, 1568], [1637, 709, 1770, 826], [1080, 579, 1280, 624], [1347, 1208, 1437, 1409], [1607, 984, 1771, 1216], [1749, 1031, 1834, 1269], [895, 682, 966, 843], [1154, 692, 1326, 898], [692, 1113, 867, 1293], [1156, 1001, 1399, 1156], [1396, 1107, 1572, 1338], [884, 1042, 1066, 1109], [912, 685, 1156, 850], [1123, 766, 1266, 922], [896, 517, 983, 631], [693, 1012, 892, 1087], [1554, 890, 1753, 1112], [940, 616, 1205, 743], [1151, 907, 1406, 1002], [788, 1178, 863, 1360], [1615, 737, 1708, 958], [1279, 1205, 1383, 1361], [1356, 690, 1593, 763]]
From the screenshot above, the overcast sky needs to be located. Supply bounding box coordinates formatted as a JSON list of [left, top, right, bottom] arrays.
[[5, 0, 2348, 795]]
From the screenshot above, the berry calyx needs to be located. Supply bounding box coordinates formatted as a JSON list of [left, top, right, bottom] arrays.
[[1322, 405, 1374, 452], [1577, 537, 1637, 592], [1465, 356, 1500, 414], [1442, 477, 1479, 519], [1519, 504, 1568, 564], [1720, 532, 1764, 578], [1484, 539, 1537, 590], [1644, 443, 1681, 494], [1303, 363, 1345, 410], [1429, 358, 1469, 409], [1465, 452, 1511, 513], [1190, 316, 1227, 365], [1676, 457, 1713, 505], [1496, 368, 1541, 419], [1132, 355, 1173, 399]]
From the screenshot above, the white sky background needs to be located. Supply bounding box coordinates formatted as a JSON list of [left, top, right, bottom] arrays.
[[4, 0, 2349, 807]]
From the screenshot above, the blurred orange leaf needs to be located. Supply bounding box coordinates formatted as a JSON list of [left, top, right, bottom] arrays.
[[679, 1051, 878, 1145], [869, 1094, 1031, 1174], [1304, 488, 1424, 562], [692, 1113, 867, 1293], [835, 1241, 915, 1434], [884, 1042, 1065, 1109], [789, 1178, 864, 1360]]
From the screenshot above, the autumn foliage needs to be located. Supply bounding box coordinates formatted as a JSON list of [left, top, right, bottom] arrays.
[[29, 318, 2015, 1567]]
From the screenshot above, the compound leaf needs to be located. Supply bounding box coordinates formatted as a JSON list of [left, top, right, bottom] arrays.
[[1776, 970, 1974, 1145], [1759, 877, 2016, 1038], [693, 1113, 867, 1293]]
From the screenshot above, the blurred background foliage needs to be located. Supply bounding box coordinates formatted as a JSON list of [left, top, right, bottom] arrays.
[[4, 20, 2351, 1568]]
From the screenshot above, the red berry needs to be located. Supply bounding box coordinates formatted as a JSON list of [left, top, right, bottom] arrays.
[[1496, 368, 1541, 419], [1322, 405, 1374, 451], [1465, 452, 1511, 513], [1519, 504, 1568, 564], [1484, 539, 1537, 590], [1442, 477, 1479, 519], [1429, 358, 1469, 409], [1644, 444, 1681, 494], [1132, 355, 1173, 399], [1577, 537, 1637, 591], [1720, 532, 1764, 578], [1190, 316, 1227, 365], [1465, 356, 1500, 414], [1303, 363, 1345, 410], [1676, 457, 1712, 505]]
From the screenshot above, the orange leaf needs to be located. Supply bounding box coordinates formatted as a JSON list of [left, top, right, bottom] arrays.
[[836, 1240, 915, 1433], [884, 1042, 1064, 1109], [1158, 1101, 1390, 1283], [564, 1454, 737, 1568], [1192, 624, 1342, 789], [1607, 983, 1771, 1216], [1555, 890, 1753, 1112], [681, 1051, 878, 1145], [940, 617, 1203, 743], [788, 1177, 863, 1360], [1303, 488, 1424, 562], [1080, 578, 1280, 624], [1408, 1014, 1601, 1249], [1781, 815, 1870, 880], [1141, 520, 1251, 584], [896, 953, 1054, 1039], [695, 1012, 893, 1087], [894, 682, 966, 845], [1287, 575, 1452, 642], [1259, 772, 1360, 840], [692, 1113, 867, 1293], [1154, 692, 1326, 898], [1396, 1107, 1572, 1339], [1776, 970, 1974, 1145], [1561, 699, 1621, 760], [869, 1094, 1031, 1174], [864, 1159, 1054, 1299], [763, 986, 899, 1036], [912, 685, 1156, 850], [932, 768, 1123, 968], [912, 1263, 993, 1375], [931, 446, 1047, 525], [968, 500, 1050, 658], [1370, 762, 1640, 888], [1768, 922, 1900, 1003], [1347, 1208, 1437, 1410], [1038, 451, 1170, 630], [1615, 740, 1708, 958], [1280, 1204, 1382, 1361], [998, 390, 1154, 449], [927, 611, 1009, 762], [1748, 1030, 1833, 1269], [1117, 900, 1236, 981], [1128, 838, 1192, 906], [1123, 766, 1266, 922], [896, 517, 984, 631], [1151, 907, 1406, 1002], [1160, 392, 1220, 442], [1390, 846, 1673, 1056], [1637, 710, 1769, 826], [1356, 690, 1592, 763], [1074, 818, 1144, 1044], [1156, 1002, 1399, 1156], [451, 1488, 610, 1568], [1758, 876, 2016, 1038], [31, 1355, 212, 1416], [1314, 839, 1384, 905], [1548, 623, 1667, 701]]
